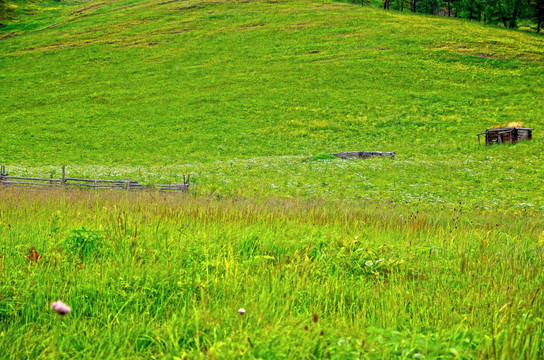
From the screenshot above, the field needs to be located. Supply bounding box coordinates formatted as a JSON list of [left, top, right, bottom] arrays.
[[1, 189, 543, 358], [1, 0, 544, 358]]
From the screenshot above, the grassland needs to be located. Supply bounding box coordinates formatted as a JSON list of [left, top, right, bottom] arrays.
[[1, 0, 544, 358], [1, 0, 543, 164], [0, 1, 544, 209], [1, 0, 543, 209], [1, 188, 543, 358]]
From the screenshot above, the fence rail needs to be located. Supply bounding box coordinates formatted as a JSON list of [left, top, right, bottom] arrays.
[[0, 166, 189, 192]]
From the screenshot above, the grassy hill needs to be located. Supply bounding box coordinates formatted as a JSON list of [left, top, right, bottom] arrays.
[[1, 1, 544, 358], [1, 0, 544, 209], [1, 0, 543, 163]]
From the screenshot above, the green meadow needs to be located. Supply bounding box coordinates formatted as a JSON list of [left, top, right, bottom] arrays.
[[1, 0, 543, 165], [1, 189, 543, 358], [1, 0, 544, 358]]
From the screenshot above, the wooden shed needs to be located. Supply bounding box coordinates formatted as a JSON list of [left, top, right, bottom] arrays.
[[477, 127, 533, 145]]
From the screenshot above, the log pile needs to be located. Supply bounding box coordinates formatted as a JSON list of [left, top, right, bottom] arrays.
[[328, 151, 395, 159]]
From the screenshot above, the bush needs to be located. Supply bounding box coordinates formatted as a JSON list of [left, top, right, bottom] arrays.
[[311, 153, 337, 161], [63, 228, 105, 260]]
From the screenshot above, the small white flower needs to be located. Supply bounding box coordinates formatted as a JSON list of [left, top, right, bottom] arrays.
[[365, 260, 374, 267], [238, 308, 246, 316]]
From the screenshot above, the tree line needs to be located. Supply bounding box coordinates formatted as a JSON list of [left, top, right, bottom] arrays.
[[2, 0, 543, 33], [353, 0, 544, 32]]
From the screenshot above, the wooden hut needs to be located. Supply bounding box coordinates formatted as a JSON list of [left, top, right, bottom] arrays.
[[477, 127, 533, 145]]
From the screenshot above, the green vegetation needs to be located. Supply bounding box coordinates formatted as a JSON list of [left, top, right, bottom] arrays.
[[1, 0, 544, 358], [1, 189, 543, 358], [375, 0, 544, 33], [1, 0, 543, 165], [1, 0, 543, 209]]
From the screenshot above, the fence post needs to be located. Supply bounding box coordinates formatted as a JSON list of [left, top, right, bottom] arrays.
[[61, 165, 66, 186]]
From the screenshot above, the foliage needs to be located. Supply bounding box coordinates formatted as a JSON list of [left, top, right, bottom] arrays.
[[63, 227, 106, 260], [311, 153, 338, 161], [530, 0, 544, 32], [347, 0, 544, 31]]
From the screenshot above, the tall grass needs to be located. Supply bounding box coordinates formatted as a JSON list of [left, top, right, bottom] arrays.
[[0, 188, 542, 358]]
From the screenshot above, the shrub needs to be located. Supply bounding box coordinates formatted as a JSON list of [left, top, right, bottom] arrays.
[[311, 153, 337, 161], [63, 228, 105, 260]]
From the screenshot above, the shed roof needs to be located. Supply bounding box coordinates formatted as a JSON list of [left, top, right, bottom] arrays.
[[486, 127, 533, 132]]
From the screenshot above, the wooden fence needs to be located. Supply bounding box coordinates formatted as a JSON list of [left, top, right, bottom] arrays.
[[0, 166, 189, 192]]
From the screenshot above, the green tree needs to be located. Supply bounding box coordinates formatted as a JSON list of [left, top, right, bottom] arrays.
[[391, 0, 411, 11], [497, 0, 528, 27], [530, 0, 544, 31], [463, 0, 483, 19]]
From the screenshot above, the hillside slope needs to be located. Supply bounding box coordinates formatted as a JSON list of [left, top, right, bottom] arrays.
[[1, 6, 543, 357], [1, 0, 543, 164]]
